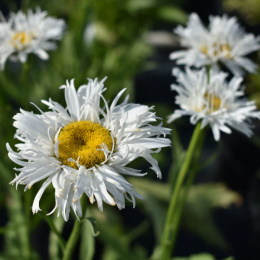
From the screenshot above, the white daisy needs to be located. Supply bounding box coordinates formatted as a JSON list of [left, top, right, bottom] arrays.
[[170, 13, 260, 75], [167, 67, 260, 141], [7, 77, 171, 221], [0, 8, 65, 69]]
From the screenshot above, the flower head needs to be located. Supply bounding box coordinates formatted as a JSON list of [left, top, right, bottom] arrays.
[[7, 77, 171, 221], [170, 13, 260, 75], [0, 8, 65, 69], [168, 67, 260, 141]]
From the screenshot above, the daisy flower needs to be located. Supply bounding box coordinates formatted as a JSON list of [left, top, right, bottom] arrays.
[[0, 8, 65, 69], [167, 67, 260, 141], [170, 13, 260, 75], [7, 77, 171, 221]]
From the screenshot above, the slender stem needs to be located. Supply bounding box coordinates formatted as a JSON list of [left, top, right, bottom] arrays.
[[62, 198, 87, 260], [62, 219, 82, 260], [167, 127, 206, 254], [206, 65, 211, 83], [160, 122, 202, 260]]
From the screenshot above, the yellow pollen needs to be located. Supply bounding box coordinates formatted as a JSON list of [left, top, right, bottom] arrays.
[[200, 45, 208, 55], [200, 43, 232, 59], [219, 43, 232, 58], [11, 31, 32, 49], [204, 92, 222, 113], [57, 121, 114, 169]]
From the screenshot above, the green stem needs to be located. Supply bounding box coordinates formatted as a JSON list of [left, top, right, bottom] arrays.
[[163, 169, 196, 259], [160, 122, 203, 260], [62, 220, 82, 260], [206, 65, 211, 83], [62, 199, 87, 260], [168, 127, 185, 191], [167, 127, 206, 255]]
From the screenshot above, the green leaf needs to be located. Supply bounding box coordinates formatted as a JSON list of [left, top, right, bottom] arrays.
[[82, 217, 100, 237], [172, 253, 234, 260], [126, 0, 158, 12], [79, 213, 96, 260], [97, 220, 135, 260], [172, 253, 215, 260], [183, 183, 242, 250], [129, 178, 170, 201], [101, 247, 119, 260], [188, 183, 242, 209], [156, 6, 188, 24]]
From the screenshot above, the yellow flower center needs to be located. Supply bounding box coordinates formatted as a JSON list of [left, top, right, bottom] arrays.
[[219, 43, 232, 58], [57, 121, 114, 169], [11, 31, 32, 49], [200, 45, 208, 55], [200, 43, 232, 59], [204, 92, 222, 113]]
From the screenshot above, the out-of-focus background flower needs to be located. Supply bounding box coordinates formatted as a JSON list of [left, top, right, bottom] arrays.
[[0, 0, 260, 259]]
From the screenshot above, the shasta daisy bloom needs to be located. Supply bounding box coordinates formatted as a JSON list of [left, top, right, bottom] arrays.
[[7, 78, 171, 221], [0, 8, 65, 69], [170, 13, 260, 75], [168, 67, 260, 141]]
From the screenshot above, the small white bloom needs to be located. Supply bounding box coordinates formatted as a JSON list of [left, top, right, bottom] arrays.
[[168, 67, 260, 141], [7, 77, 171, 221], [0, 8, 65, 69], [170, 13, 260, 75]]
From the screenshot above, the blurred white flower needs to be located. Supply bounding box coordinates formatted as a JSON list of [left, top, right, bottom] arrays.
[[168, 67, 260, 141], [83, 22, 116, 45], [83, 22, 96, 46], [7, 77, 171, 221], [0, 8, 65, 69], [170, 13, 260, 75]]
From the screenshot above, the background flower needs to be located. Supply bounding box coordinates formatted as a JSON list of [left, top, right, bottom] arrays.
[[170, 13, 260, 75], [168, 67, 260, 140], [0, 7, 65, 69]]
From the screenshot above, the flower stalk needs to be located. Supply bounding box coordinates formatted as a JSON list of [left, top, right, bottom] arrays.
[[62, 218, 83, 260], [62, 198, 87, 260], [160, 122, 203, 260]]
